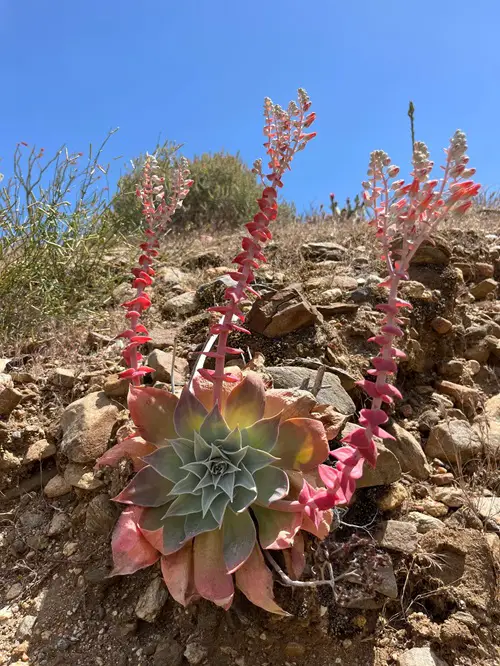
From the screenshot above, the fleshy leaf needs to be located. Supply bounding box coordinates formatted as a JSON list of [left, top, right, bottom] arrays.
[[216, 427, 242, 454], [224, 372, 265, 430], [273, 418, 329, 472], [234, 464, 256, 491], [113, 467, 174, 507], [283, 531, 305, 579], [254, 467, 290, 505], [137, 505, 169, 553], [242, 447, 278, 474], [208, 491, 231, 525], [301, 509, 333, 539], [162, 515, 188, 554], [128, 386, 178, 445], [142, 446, 185, 482], [185, 511, 219, 539], [235, 544, 290, 616], [263, 388, 316, 421], [231, 486, 258, 513], [193, 431, 212, 461], [161, 541, 198, 607], [110, 507, 159, 575], [170, 438, 196, 465], [242, 414, 281, 452], [95, 436, 155, 472], [174, 388, 208, 440], [169, 473, 201, 496], [166, 493, 202, 517], [194, 529, 234, 609], [200, 406, 230, 442], [192, 365, 243, 411], [222, 508, 256, 573], [252, 505, 302, 550]]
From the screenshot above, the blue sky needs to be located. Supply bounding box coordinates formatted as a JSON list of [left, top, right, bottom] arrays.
[[1, 0, 498, 212]]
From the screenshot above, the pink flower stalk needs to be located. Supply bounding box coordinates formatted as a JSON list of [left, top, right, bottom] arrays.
[[118, 156, 193, 384], [306, 130, 479, 512], [198, 89, 316, 406]]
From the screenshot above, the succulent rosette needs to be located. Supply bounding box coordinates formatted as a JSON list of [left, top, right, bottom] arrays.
[[97, 370, 332, 613]]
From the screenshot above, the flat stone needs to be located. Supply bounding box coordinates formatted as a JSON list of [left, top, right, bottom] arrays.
[[416, 498, 449, 518], [316, 303, 359, 317], [184, 643, 209, 665], [60, 391, 120, 463], [16, 615, 36, 640], [386, 422, 430, 480], [0, 379, 22, 417], [473, 496, 500, 525], [85, 494, 118, 534], [374, 562, 398, 598], [267, 366, 355, 415], [182, 250, 223, 270], [23, 439, 56, 464], [146, 327, 177, 351], [407, 511, 445, 534], [163, 292, 199, 317], [377, 482, 408, 512], [48, 513, 71, 536], [64, 463, 104, 490], [135, 577, 169, 623], [6, 583, 22, 600], [431, 317, 453, 334], [398, 646, 449, 666], [49, 368, 76, 388], [44, 474, 72, 498], [356, 440, 402, 488], [470, 278, 497, 300], [154, 638, 184, 666], [147, 349, 188, 386], [103, 374, 130, 398], [375, 520, 418, 554], [246, 285, 321, 338], [156, 265, 191, 285], [300, 242, 347, 262], [332, 275, 358, 291], [400, 281, 434, 301], [426, 420, 482, 464], [20, 511, 45, 529], [433, 488, 465, 508], [63, 541, 78, 557]]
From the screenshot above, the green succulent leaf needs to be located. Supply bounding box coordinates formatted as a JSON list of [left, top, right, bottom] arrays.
[[162, 515, 188, 554], [254, 467, 290, 505], [174, 388, 208, 439], [222, 508, 256, 574], [242, 414, 281, 452], [215, 428, 242, 453], [142, 446, 186, 483], [210, 492, 231, 525], [194, 431, 213, 461], [170, 438, 196, 465], [169, 473, 201, 496], [184, 511, 219, 539], [114, 467, 174, 507], [200, 406, 230, 442], [166, 493, 204, 517], [231, 486, 258, 513], [242, 447, 279, 474], [234, 464, 256, 491]]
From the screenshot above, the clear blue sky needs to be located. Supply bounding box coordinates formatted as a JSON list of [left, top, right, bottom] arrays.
[[1, 0, 498, 212]]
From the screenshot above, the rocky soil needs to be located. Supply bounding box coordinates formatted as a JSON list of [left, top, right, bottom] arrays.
[[1, 221, 500, 666]]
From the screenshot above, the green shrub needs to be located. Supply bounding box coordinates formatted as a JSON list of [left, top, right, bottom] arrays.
[[0, 132, 120, 338], [113, 148, 270, 232]]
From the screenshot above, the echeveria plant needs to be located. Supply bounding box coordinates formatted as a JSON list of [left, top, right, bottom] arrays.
[[99, 369, 331, 611], [98, 90, 333, 613]]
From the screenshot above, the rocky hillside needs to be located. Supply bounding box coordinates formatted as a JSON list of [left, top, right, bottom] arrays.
[[0, 217, 499, 666]]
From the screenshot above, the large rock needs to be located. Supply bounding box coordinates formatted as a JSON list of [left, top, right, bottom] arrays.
[[0, 374, 22, 416], [375, 520, 418, 554], [246, 286, 322, 338], [473, 496, 500, 526], [147, 349, 188, 386], [386, 422, 431, 480], [85, 494, 118, 534], [357, 441, 401, 488], [426, 420, 482, 464], [267, 366, 355, 415], [64, 463, 105, 490], [162, 292, 199, 317], [60, 391, 119, 463], [23, 439, 56, 464], [398, 647, 449, 666], [135, 577, 168, 622], [300, 242, 347, 262], [44, 474, 72, 498], [470, 278, 497, 300], [156, 265, 190, 286], [434, 380, 482, 418], [407, 511, 445, 534]]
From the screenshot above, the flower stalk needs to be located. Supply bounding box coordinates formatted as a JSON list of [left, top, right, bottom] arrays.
[[197, 90, 316, 407], [307, 130, 479, 511], [118, 156, 193, 384]]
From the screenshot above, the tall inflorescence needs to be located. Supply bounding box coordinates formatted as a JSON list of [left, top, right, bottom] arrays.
[[119, 156, 193, 385], [308, 130, 480, 512], [198, 89, 316, 406]]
